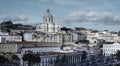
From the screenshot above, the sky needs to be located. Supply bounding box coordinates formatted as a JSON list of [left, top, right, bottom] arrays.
[[0, 0, 120, 31]]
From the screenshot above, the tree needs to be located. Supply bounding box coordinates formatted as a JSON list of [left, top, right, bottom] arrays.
[[81, 51, 87, 61], [90, 55, 95, 60], [61, 27, 70, 32], [4, 53, 13, 62], [4, 53, 20, 65], [75, 41, 79, 44], [22, 53, 41, 66], [34, 53, 41, 66], [11, 54, 20, 65], [116, 50, 120, 60], [61, 54, 66, 63], [12, 54, 20, 60], [49, 59, 53, 66], [0, 20, 13, 31], [114, 64, 120, 66], [55, 55, 61, 66], [118, 31, 120, 36], [22, 53, 34, 66], [0, 55, 8, 64]]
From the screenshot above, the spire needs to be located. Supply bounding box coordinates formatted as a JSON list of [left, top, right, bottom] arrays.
[[43, 9, 53, 23]]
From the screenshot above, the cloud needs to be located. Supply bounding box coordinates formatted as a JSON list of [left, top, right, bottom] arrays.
[[64, 11, 120, 25], [0, 11, 12, 17], [37, 0, 82, 6], [53, 0, 81, 6], [2, 15, 29, 21], [53, 0, 100, 6]]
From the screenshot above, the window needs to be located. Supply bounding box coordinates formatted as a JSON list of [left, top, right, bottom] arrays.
[[39, 27, 41, 29], [46, 19, 47, 22], [49, 18, 50, 22], [44, 30, 46, 32]]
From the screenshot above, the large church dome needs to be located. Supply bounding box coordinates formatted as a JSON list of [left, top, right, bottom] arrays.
[[43, 9, 53, 23], [36, 9, 61, 33]]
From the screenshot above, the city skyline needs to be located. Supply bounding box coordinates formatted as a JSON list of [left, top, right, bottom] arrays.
[[0, 0, 120, 31]]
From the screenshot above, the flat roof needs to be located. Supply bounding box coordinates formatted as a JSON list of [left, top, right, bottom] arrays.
[[0, 41, 60, 44], [21, 46, 60, 48], [25, 52, 81, 56]]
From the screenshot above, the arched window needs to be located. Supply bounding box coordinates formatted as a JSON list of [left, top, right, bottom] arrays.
[[46, 18, 47, 22], [49, 18, 50, 22]]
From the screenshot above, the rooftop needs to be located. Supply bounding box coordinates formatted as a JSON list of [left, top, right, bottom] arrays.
[[25, 51, 81, 56], [0, 41, 60, 44], [21, 46, 59, 48]]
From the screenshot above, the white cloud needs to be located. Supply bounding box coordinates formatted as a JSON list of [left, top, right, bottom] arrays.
[[64, 11, 120, 25], [2, 15, 29, 21]]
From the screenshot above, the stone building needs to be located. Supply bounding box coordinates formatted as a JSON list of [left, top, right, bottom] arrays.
[[36, 9, 61, 33]]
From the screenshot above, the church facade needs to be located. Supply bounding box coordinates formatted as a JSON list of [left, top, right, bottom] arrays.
[[36, 9, 61, 33], [36, 9, 62, 43]]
